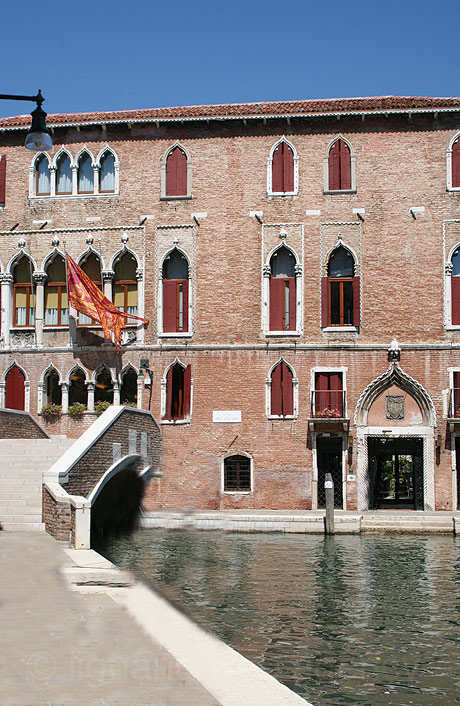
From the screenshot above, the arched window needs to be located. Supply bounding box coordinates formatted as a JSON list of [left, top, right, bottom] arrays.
[[223, 455, 251, 492], [162, 249, 189, 333], [271, 140, 294, 194], [114, 252, 138, 324], [56, 153, 72, 195], [78, 252, 102, 325], [270, 361, 293, 416], [77, 152, 93, 194], [94, 367, 113, 404], [120, 367, 138, 406], [5, 365, 25, 410], [165, 146, 187, 197], [328, 138, 351, 191], [13, 256, 35, 327], [69, 368, 87, 406], [99, 151, 115, 193], [269, 247, 296, 331], [451, 247, 460, 325], [44, 368, 61, 405], [35, 155, 50, 195], [321, 246, 359, 328], [45, 255, 68, 327], [163, 362, 191, 421]]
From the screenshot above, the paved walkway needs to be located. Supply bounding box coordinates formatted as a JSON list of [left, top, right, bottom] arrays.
[[0, 532, 220, 706]]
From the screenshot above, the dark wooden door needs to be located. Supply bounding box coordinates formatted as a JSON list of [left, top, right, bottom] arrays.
[[5, 366, 25, 410]]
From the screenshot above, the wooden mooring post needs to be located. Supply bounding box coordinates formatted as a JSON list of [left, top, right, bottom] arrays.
[[324, 472, 335, 535]]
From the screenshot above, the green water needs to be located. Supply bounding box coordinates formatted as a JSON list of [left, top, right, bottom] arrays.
[[99, 530, 460, 706]]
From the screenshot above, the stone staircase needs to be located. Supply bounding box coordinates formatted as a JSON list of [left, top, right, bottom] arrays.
[[0, 438, 75, 531]]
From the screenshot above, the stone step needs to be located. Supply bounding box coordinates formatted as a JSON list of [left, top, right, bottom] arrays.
[[0, 499, 42, 508], [0, 508, 43, 517], [0, 478, 42, 486], [0, 522, 45, 531]]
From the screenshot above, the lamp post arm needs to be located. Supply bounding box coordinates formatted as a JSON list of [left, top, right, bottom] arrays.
[[0, 90, 45, 106]]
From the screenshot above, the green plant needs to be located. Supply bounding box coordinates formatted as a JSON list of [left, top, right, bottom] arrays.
[[67, 402, 86, 418], [95, 400, 112, 414], [122, 399, 137, 407], [41, 403, 62, 419]]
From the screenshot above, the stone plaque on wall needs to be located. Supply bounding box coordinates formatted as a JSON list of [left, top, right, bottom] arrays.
[[385, 395, 405, 420]]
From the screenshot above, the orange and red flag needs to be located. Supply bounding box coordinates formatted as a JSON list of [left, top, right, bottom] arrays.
[[66, 253, 148, 352]]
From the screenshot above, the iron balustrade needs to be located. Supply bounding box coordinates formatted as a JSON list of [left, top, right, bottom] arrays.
[[449, 388, 460, 418], [311, 389, 346, 418]]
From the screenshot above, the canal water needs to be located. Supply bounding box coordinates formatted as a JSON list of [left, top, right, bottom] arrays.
[[98, 530, 460, 706]]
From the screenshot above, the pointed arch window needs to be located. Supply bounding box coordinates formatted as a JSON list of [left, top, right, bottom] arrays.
[[272, 141, 294, 193], [69, 368, 87, 406], [44, 369, 62, 405], [56, 153, 72, 195], [13, 256, 35, 327], [163, 362, 191, 421], [77, 153, 94, 194], [120, 367, 138, 406], [5, 365, 25, 410], [45, 255, 68, 326], [269, 247, 296, 331], [164, 146, 189, 198], [36, 155, 50, 195], [328, 139, 351, 191], [78, 252, 102, 325], [321, 246, 359, 328], [271, 361, 294, 417], [162, 249, 189, 333], [99, 151, 115, 193], [113, 252, 138, 324], [95, 368, 113, 404]]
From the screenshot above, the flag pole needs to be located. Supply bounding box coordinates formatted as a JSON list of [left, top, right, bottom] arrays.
[[63, 245, 73, 350]]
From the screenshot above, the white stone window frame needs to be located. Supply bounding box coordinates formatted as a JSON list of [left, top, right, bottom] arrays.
[[446, 133, 460, 192], [160, 358, 193, 425], [0, 361, 30, 411], [221, 451, 253, 495], [119, 363, 143, 410], [41, 248, 69, 331], [310, 366, 348, 418], [321, 239, 360, 333], [29, 144, 120, 199], [323, 135, 357, 194], [446, 368, 460, 419], [66, 364, 91, 412], [265, 358, 299, 420], [444, 241, 460, 329], [158, 247, 193, 338], [266, 137, 299, 196], [160, 142, 192, 200], [92, 363, 118, 405], [8, 249, 38, 332], [262, 243, 303, 337]]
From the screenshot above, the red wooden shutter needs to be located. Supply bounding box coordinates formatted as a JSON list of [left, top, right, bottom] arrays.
[[183, 365, 191, 418], [452, 277, 460, 324], [163, 279, 177, 332], [166, 147, 187, 196], [0, 156, 5, 206], [271, 363, 282, 415], [182, 279, 189, 332], [272, 143, 283, 193], [321, 277, 329, 327], [270, 278, 284, 330], [328, 141, 340, 190], [288, 277, 296, 330], [339, 140, 351, 190], [352, 276, 360, 327], [454, 371, 460, 414], [164, 366, 173, 419], [282, 362, 293, 416], [283, 143, 294, 192], [315, 373, 329, 415], [329, 372, 343, 415], [5, 366, 25, 410], [453, 139, 460, 188]]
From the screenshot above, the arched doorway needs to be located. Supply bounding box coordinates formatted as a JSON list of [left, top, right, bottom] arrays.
[[354, 364, 436, 511], [5, 365, 25, 410]]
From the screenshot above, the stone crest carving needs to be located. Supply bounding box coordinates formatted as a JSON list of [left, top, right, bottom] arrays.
[[11, 331, 36, 349], [385, 395, 405, 420]]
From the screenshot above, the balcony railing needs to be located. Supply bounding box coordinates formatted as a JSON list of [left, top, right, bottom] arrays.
[[311, 390, 346, 418], [449, 388, 460, 418]]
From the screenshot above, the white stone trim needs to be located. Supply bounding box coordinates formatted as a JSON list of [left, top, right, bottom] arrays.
[[262, 242, 303, 336], [265, 358, 298, 419], [221, 451, 254, 494], [160, 142, 192, 199], [266, 137, 299, 196], [446, 132, 460, 191], [323, 135, 357, 193], [311, 432, 347, 510], [158, 247, 193, 337], [160, 358, 193, 424]]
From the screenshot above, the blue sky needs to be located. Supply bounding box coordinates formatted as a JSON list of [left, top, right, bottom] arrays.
[[1, 0, 459, 118]]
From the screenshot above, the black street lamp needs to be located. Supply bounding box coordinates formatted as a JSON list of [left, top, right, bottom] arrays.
[[0, 89, 52, 151]]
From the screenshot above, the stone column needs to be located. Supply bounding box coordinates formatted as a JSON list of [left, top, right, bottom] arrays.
[[93, 163, 99, 195], [137, 374, 144, 409], [262, 265, 271, 333], [33, 272, 47, 348], [136, 267, 144, 344], [71, 164, 78, 195], [113, 381, 120, 406], [102, 270, 114, 300], [87, 382, 95, 412], [0, 273, 13, 346], [61, 382, 69, 414]]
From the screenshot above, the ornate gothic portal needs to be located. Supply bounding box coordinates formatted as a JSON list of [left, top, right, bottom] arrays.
[[354, 363, 436, 511]]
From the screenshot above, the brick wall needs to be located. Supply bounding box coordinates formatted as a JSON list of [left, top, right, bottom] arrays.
[[0, 409, 49, 438], [42, 485, 71, 542]]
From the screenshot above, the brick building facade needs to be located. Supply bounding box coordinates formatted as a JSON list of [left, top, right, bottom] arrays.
[[1, 95, 460, 512]]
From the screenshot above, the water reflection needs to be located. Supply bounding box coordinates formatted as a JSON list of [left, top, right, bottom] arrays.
[[98, 531, 460, 706]]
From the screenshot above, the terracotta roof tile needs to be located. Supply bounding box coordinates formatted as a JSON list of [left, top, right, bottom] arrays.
[[1, 96, 459, 130]]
